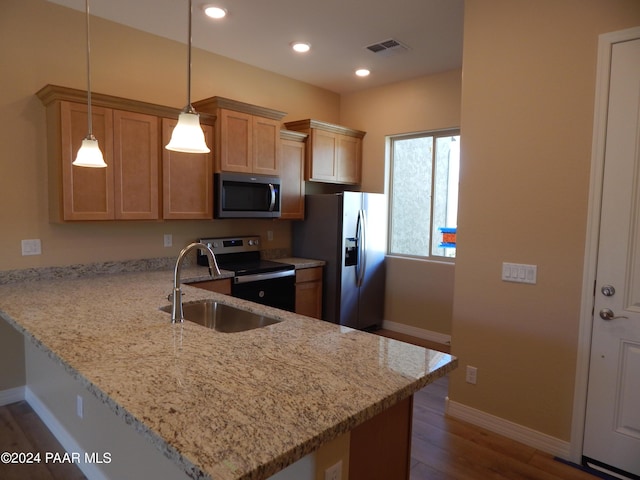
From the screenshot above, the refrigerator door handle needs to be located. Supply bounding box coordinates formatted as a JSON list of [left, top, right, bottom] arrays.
[[356, 209, 367, 287]]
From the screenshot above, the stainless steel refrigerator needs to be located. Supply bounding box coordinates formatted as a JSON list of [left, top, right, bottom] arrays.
[[292, 192, 387, 330]]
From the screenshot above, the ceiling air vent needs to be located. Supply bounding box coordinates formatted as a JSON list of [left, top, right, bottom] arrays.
[[365, 38, 410, 57]]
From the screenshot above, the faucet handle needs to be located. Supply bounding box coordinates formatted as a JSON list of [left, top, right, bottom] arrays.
[[167, 291, 184, 302]]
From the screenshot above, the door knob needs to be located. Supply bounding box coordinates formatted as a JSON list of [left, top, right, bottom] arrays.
[[599, 308, 628, 321], [601, 285, 616, 297]]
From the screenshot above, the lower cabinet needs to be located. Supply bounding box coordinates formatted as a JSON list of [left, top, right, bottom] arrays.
[[295, 267, 323, 319], [349, 395, 413, 480], [188, 278, 232, 295]]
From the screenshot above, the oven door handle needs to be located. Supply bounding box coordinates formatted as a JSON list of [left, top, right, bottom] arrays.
[[268, 184, 276, 212], [234, 269, 295, 284]]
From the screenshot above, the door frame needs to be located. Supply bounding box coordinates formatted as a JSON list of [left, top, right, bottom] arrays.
[[570, 25, 640, 464]]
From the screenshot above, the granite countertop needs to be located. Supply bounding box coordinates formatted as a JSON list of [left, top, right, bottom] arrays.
[[0, 266, 455, 480]]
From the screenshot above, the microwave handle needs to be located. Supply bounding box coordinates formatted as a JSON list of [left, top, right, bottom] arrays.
[[268, 184, 276, 212]]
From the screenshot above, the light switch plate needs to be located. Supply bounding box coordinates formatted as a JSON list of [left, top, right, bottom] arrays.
[[502, 262, 537, 284]]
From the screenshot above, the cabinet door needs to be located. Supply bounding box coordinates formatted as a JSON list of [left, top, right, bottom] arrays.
[[336, 134, 361, 184], [162, 118, 214, 219], [279, 138, 305, 220], [253, 116, 280, 175], [60, 101, 114, 220], [113, 110, 159, 220], [219, 109, 252, 173], [295, 267, 323, 319], [308, 129, 337, 181]]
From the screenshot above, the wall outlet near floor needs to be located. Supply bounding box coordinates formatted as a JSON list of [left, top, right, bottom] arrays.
[[466, 365, 478, 385], [163, 234, 173, 248], [76, 395, 84, 419], [325, 460, 342, 480], [21, 239, 42, 256]]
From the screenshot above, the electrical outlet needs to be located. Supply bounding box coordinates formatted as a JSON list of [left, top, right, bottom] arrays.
[[466, 365, 478, 385], [325, 460, 342, 480], [76, 395, 84, 419], [267, 230, 274, 241], [21, 239, 42, 256], [164, 234, 173, 247]]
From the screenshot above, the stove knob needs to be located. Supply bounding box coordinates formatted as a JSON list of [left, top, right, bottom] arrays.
[[254, 239, 260, 246], [259, 291, 265, 298], [248, 240, 254, 246]]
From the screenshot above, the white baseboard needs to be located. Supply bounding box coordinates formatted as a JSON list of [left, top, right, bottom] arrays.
[[382, 319, 452, 346], [446, 399, 571, 459], [0, 386, 25, 406], [25, 387, 110, 480]]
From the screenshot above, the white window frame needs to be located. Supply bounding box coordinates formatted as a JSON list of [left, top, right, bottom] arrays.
[[387, 128, 460, 262]]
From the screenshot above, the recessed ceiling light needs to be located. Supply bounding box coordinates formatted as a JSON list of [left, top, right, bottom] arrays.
[[203, 5, 227, 19], [291, 42, 311, 53], [355, 69, 370, 77]]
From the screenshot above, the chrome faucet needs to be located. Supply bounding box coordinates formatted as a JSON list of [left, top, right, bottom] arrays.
[[171, 242, 220, 323]]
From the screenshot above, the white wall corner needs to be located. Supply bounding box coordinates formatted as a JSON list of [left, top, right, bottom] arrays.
[[0, 386, 25, 406], [445, 398, 571, 459], [25, 387, 109, 480]]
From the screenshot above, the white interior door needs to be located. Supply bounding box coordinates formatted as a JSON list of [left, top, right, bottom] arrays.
[[583, 36, 640, 478]]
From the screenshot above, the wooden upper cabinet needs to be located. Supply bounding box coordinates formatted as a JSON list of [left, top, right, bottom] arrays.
[[193, 96, 286, 175], [113, 110, 159, 220], [57, 102, 159, 221], [59, 101, 115, 221], [284, 119, 365, 185], [161, 118, 214, 219], [219, 109, 252, 173], [36, 85, 225, 221], [253, 115, 280, 175], [336, 134, 362, 185], [279, 130, 307, 220]]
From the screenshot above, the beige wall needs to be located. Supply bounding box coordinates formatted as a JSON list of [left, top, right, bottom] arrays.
[[341, 71, 461, 334], [449, 0, 640, 441], [0, 0, 340, 272]]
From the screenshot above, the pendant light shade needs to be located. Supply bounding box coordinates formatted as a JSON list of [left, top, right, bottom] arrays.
[[73, 0, 106, 168], [166, 0, 210, 154], [166, 111, 210, 153], [74, 136, 107, 168]]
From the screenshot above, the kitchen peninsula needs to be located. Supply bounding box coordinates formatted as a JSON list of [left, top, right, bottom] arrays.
[[0, 263, 456, 480]]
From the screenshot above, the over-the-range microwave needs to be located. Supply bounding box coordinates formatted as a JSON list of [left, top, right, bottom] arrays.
[[214, 172, 281, 219]]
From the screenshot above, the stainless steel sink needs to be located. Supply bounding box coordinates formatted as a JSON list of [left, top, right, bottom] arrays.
[[160, 300, 281, 333]]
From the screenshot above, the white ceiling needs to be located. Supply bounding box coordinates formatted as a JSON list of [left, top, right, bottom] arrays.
[[47, 0, 464, 94]]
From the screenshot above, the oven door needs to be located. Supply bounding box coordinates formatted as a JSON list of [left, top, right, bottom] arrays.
[[232, 270, 295, 312]]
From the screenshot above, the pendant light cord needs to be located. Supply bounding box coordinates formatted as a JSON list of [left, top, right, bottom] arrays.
[[186, 0, 194, 114], [85, 0, 94, 138]]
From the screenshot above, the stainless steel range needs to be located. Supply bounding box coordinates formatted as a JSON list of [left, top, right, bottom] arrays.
[[197, 235, 295, 312]]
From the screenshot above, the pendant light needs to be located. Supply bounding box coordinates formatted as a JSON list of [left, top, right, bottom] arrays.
[[73, 0, 107, 168], [166, 0, 210, 153]]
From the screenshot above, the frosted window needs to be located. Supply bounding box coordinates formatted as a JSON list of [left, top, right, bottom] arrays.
[[389, 131, 460, 260]]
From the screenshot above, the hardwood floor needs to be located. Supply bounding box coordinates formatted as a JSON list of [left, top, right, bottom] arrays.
[[410, 375, 598, 480], [0, 400, 86, 480], [0, 331, 599, 480], [377, 329, 599, 480]]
